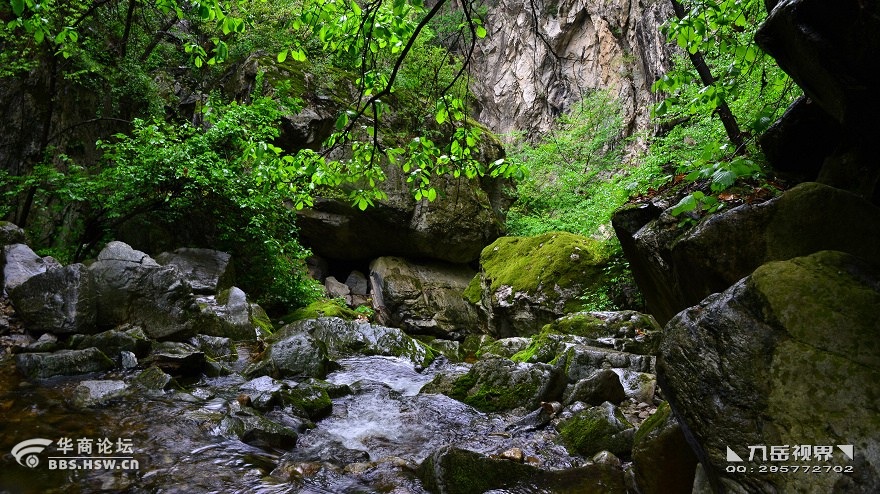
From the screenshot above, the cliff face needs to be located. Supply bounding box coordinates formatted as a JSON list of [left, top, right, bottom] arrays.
[[470, 0, 674, 139]]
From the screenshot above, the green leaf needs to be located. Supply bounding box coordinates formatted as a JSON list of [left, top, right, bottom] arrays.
[[476, 25, 487, 38], [277, 50, 288, 63], [11, 0, 24, 16], [426, 188, 437, 201]]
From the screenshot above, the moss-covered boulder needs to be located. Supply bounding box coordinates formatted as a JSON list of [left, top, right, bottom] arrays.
[[467, 232, 611, 337], [556, 401, 635, 458], [196, 287, 273, 341], [442, 355, 566, 412], [659, 251, 880, 493], [417, 446, 627, 494], [281, 298, 361, 323], [632, 402, 697, 494]]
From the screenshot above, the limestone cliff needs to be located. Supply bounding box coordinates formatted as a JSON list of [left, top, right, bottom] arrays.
[[470, 0, 674, 139]]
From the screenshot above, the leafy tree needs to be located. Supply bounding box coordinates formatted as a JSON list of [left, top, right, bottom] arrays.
[[651, 0, 798, 220]]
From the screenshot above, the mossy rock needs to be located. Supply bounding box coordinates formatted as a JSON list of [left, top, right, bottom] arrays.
[[281, 381, 333, 420], [632, 402, 698, 494], [446, 356, 565, 412], [471, 232, 611, 337], [557, 402, 634, 458], [281, 299, 360, 323]]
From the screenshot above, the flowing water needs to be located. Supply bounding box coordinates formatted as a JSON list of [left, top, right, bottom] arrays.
[[0, 352, 583, 493]]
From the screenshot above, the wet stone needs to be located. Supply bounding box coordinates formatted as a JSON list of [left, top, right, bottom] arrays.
[[73, 380, 128, 407]]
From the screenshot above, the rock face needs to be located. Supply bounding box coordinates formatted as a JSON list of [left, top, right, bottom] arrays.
[[756, 0, 880, 200], [369, 256, 481, 338], [155, 248, 234, 294], [89, 241, 200, 339], [296, 171, 512, 264], [659, 251, 880, 493], [613, 182, 880, 324], [3, 243, 61, 293], [442, 356, 567, 412], [471, 0, 673, 138], [8, 263, 97, 334], [466, 232, 610, 337]]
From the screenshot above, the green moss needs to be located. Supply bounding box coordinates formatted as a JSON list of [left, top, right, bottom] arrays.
[[558, 406, 633, 457], [462, 274, 483, 304], [510, 328, 561, 363], [281, 299, 360, 323], [283, 384, 332, 420], [634, 401, 671, 444], [478, 232, 610, 314], [447, 370, 539, 413], [543, 313, 606, 338]]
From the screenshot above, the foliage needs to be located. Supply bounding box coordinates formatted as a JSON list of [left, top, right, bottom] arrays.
[[651, 0, 798, 223], [505, 91, 663, 238], [0, 97, 324, 309]]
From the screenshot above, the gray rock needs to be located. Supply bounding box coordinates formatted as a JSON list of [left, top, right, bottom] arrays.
[[324, 276, 350, 300], [296, 165, 512, 264], [561, 345, 654, 382], [563, 369, 627, 406], [344, 270, 369, 296], [9, 263, 97, 334], [15, 348, 115, 379], [155, 247, 234, 294], [90, 241, 199, 339], [26, 333, 59, 352], [370, 256, 481, 338], [120, 351, 138, 369], [467, 232, 611, 337], [196, 287, 264, 341], [276, 317, 436, 368], [3, 243, 62, 293], [73, 380, 128, 407], [659, 251, 880, 493], [266, 330, 330, 379], [189, 334, 235, 360]]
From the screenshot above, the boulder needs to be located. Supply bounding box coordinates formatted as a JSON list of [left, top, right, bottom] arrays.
[[556, 401, 635, 458], [659, 251, 880, 493], [15, 348, 115, 379], [155, 247, 234, 294], [613, 182, 880, 324], [369, 256, 481, 338], [344, 270, 369, 296], [441, 355, 566, 412], [3, 243, 61, 293], [264, 330, 330, 379], [295, 170, 512, 264], [89, 241, 200, 339], [196, 287, 269, 341], [563, 368, 627, 406], [0, 222, 26, 246], [8, 263, 97, 334], [466, 232, 610, 337], [632, 402, 697, 494], [73, 380, 129, 407], [220, 405, 298, 449], [417, 446, 627, 494], [323, 276, 350, 300], [130, 366, 173, 390], [274, 317, 436, 368]]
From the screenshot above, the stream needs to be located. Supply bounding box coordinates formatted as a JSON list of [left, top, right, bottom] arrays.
[[0, 351, 585, 493]]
